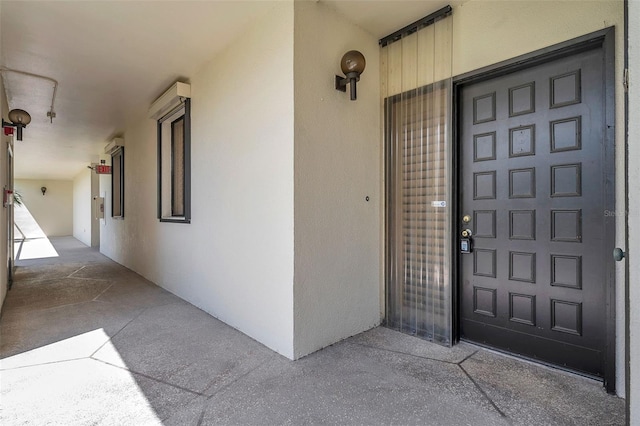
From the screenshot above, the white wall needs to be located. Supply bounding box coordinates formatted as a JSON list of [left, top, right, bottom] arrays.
[[91, 170, 100, 247], [100, 3, 296, 358], [72, 169, 92, 246], [95, 0, 629, 380], [14, 179, 73, 237], [450, 0, 626, 396], [293, 1, 381, 358], [627, 0, 638, 420]]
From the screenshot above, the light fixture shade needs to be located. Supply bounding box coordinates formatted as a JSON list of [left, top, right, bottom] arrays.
[[340, 50, 366, 75], [8, 109, 31, 126]]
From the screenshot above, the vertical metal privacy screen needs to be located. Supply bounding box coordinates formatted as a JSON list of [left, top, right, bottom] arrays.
[[383, 13, 453, 344]]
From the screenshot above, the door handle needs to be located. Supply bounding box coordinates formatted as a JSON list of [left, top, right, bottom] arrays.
[[613, 247, 625, 262]]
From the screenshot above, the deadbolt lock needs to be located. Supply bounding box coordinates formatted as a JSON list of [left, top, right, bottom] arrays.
[[461, 229, 472, 238], [462, 215, 471, 223]]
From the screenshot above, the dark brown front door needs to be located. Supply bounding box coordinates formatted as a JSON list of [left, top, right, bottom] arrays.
[[459, 44, 612, 378]]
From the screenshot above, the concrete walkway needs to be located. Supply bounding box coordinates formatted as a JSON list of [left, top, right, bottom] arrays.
[[1, 237, 624, 425]]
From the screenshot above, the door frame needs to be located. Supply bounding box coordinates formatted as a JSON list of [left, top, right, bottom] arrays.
[[6, 137, 14, 289], [451, 27, 616, 392]]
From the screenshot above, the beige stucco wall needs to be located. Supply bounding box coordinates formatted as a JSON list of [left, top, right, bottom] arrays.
[[72, 169, 92, 246], [99, 3, 296, 358], [451, 0, 622, 76], [98, 0, 383, 360], [14, 179, 73, 237], [293, 1, 381, 358]]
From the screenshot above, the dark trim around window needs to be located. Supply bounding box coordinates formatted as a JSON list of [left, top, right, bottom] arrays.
[[170, 115, 185, 217], [157, 98, 191, 224], [111, 147, 124, 218]]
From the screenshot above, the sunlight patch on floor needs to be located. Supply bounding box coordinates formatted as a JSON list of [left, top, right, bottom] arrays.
[[1, 329, 111, 370], [13, 203, 59, 260], [1, 329, 162, 425], [15, 238, 59, 260]]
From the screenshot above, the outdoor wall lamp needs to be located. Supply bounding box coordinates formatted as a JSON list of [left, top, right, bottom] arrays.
[[2, 109, 32, 141], [335, 50, 366, 101], [41, 186, 47, 196]]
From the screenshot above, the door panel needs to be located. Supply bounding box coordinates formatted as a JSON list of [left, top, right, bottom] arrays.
[[459, 46, 609, 377]]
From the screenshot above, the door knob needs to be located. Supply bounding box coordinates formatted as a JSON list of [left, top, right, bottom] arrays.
[[613, 247, 625, 262]]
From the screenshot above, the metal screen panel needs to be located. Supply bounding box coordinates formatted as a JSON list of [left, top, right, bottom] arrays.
[[382, 15, 453, 344]]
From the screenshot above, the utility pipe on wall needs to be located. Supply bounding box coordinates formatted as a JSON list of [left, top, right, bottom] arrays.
[[0, 66, 59, 123]]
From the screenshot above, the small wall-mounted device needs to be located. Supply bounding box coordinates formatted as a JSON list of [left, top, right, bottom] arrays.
[[93, 196, 105, 219], [41, 186, 47, 196], [3, 187, 13, 207]]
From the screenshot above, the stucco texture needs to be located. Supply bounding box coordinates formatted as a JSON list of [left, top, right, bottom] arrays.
[[293, 1, 381, 358]]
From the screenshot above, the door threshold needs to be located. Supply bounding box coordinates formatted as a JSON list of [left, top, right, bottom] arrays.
[[460, 338, 603, 385]]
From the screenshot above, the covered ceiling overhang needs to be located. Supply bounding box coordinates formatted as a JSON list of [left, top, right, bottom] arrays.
[[1, 0, 458, 180]]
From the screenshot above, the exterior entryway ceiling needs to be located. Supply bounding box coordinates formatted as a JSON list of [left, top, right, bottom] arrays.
[[1, 0, 462, 181], [323, 0, 464, 39], [0, 1, 274, 180]]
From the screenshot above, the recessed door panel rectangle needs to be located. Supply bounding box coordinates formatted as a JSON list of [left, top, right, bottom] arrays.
[[509, 293, 536, 326], [551, 254, 582, 289], [551, 299, 582, 336], [474, 249, 497, 278], [551, 210, 582, 243], [510, 210, 536, 240], [509, 168, 536, 199], [509, 251, 536, 283], [474, 210, 496, 238], [474, 287, 497, 317], [509, 82, 535, 117], [474, 171, 497, 200]]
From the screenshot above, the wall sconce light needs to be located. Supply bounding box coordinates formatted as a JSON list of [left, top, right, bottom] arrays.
[[2, 109, 32, 141], [335, 50, 366, 101], [41, 186, 47, 196]]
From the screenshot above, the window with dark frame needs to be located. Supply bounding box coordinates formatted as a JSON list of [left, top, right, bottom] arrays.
[[171, 116, 185, 217], [111, 147, 124, 218], [158, 98, 190, 223]]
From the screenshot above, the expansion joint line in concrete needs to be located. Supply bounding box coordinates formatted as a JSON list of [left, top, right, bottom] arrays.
[[88, 306, 150, 358], [458, 363, 508, 419], [349, 341, 465, 366], [457, 350, 479, 366], [67, 266, 86, 278], [348, 342, 509, 420], [187, 358, 272, 426], [0, 357, 88, 371], [81, 304, 215, 399], [92, 283, 114, 302], [196, 407, 206, 426], [91, 357, 205, 397], [204, 358, 272, 400]]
